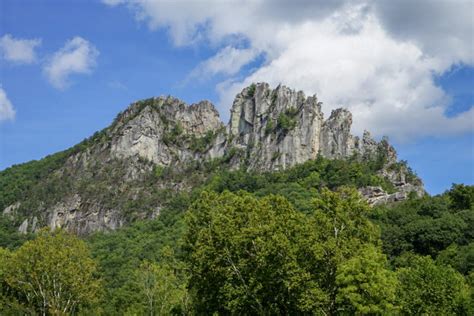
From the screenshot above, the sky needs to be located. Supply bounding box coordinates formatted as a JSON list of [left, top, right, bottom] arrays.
[[0, 0, 473, 195]]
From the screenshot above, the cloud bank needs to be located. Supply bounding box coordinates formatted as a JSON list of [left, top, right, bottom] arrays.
[[0, 34, 41, 64], [43, 37, 99, 90], [103, 0, 474, 141]]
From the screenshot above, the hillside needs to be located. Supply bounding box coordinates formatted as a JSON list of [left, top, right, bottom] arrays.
[[0, 166, 472, 314], [1, 83, 473, 315], [0, 83, 423, 234]]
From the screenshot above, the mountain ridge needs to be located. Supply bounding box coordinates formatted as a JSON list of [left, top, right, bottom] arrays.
[[0, 82, 424, 234]]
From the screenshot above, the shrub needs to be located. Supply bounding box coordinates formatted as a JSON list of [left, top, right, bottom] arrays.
[[247, 83, 256, 97], [277, 112, 297, 134], [265, 120, 275, 136]]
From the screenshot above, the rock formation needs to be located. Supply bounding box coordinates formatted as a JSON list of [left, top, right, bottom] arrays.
[[225, 83, 397, 170], [109, 97, 223, 166], [2, 83, 424, 234]]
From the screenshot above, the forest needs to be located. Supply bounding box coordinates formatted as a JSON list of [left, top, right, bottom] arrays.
[[0, 156, 472, 315]]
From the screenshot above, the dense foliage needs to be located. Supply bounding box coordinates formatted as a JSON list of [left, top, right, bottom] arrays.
[[86, 205, 188, 314], [184, 189, 397, 314], [0, 152, 472, 314], [0, 215, 32, 249], [371, 184, 474, 267], [0, 129, 109, 213], [0, 230, 101, 315], [396, 254, 471, 315]]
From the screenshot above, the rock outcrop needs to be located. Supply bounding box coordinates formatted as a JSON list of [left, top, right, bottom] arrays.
[[225, 83, 397, 170], [110, 97, 223, 166], [358, 183, 424, 206], [3, 83, 424, 234]]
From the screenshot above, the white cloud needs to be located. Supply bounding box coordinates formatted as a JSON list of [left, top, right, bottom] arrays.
[[105, 0, 474, 141], [0, 34, 41, 64], [0, 87, 15, 122], [188, 46, 260, 80], [43, 37, 99, 89]]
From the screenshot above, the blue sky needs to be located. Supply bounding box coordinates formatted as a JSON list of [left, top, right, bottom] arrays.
[[0, 0, 473, 195]]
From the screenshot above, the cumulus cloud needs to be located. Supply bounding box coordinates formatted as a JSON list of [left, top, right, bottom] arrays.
[[43, 37, 99, 89], [0, 34, 41, 64], [373, 0, 474, 67], [0, 87, 15, 122], [104, 0, 474, 141]]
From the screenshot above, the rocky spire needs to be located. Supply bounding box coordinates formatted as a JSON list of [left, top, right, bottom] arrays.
[[225, 82, 393, 170]]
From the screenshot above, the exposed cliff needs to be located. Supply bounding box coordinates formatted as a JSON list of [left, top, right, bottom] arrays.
[[109, 97, 223, 166], [1, 83, 424, 234], [226, 83, 396, 170]]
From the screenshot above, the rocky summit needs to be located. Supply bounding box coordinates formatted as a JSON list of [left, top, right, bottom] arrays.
[[1, 83, 424, 234]]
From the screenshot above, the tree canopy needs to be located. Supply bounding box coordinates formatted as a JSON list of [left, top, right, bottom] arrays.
[[0, 155, 472, 315], [184, 189, 399, 315], [0, 230, 102, 315]]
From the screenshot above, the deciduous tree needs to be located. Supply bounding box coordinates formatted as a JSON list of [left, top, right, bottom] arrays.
[[396, 254, 471, 315], [3, 229, 102, 315]]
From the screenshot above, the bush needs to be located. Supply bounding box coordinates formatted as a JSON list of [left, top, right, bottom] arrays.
[[189, 130, 216, 153], [277, 112, 297, 134], [276, 107, 299, 134], [264, 119, 275, 136], [247, 83, 256, 97]]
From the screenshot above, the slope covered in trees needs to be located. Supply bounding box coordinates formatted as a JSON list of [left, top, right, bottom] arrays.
[[0, 156, 472, 314]]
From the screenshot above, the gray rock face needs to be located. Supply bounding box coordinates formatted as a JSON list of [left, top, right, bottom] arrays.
[[48, 194, 123, 235], [3, 202, 20, 218], [76, 83, 400, 175], [110, 97, 223, 166], [225, 83, 397, 170], [320, 108, 354, 158], [359, 183, 424, 206], [6, 82, 424, 234], [227, 83, 323, 170], [18, 218, 28, 234]]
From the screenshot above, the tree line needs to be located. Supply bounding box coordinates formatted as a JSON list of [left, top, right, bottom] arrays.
[[1, 184, 472, 315]]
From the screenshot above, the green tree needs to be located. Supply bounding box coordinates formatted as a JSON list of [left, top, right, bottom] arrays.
[[184, 191, 310, 314], [0, 215, 32, 249], [437, 243, 474, 275], [371, 186, 473, 260], [276, 112, 297, 134], [298, 188, 391, 314], [3, 229, 102, 315], [247, 83, 256, 97], [0, 247, 9, 308], [184, 189, 396, 315], [396, 254, 471, 315], [0, 247, 28, 315], [135, 260, 188, 316], [335, 244, 397, 314], [449, 183, 474, 210], [467, 272, 474, 313]]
